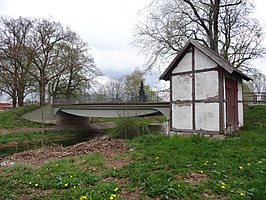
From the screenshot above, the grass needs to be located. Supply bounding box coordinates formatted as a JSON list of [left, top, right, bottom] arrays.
[[0, 105, 42, 129], [0, 130, 78, 144], [0, 105, 266, 199]]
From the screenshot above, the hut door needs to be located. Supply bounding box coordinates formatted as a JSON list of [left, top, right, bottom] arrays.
[[225, 78, 238, 133]]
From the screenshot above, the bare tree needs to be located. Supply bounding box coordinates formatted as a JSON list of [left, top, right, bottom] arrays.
[[0, 16, 102, 107], [48, 33, 102, 102], [134, 0, 264, 71], [0, 17, 33, 107], [105, 78, 125, 102], [24, 18, 74, 106], [247, 69, 266, 93]]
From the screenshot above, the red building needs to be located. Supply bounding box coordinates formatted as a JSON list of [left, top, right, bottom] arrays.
[[0, 102, 12, 111]]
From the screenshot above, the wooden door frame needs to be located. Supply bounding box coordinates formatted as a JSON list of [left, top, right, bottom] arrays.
[[225, 78, 239, 133]]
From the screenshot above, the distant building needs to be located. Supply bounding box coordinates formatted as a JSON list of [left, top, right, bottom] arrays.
[[160, 39, 251, 135], [0, 102, 12, 111]]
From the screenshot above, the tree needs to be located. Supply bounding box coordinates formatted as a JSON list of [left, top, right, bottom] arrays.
[[138, 80, 147, 102], [0, 17, 34, 107], [247, 69, 266, 93], [123, 68, 144, 102], [134, 0, 264, 71], [48, 33, 102, 102], [104, 78, 124, 102], [0, 16, 101, 106]]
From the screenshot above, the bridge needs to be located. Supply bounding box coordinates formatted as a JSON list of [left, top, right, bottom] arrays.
[[22, 93, 170, 127], [53, 102, 170, 126]]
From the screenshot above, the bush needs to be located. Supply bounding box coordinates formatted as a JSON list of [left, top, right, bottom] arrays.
[[109, 117, 149, 139]]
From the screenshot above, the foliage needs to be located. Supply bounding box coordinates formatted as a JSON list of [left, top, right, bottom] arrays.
[[134, 0, 264, 71], [108, 117, 150, 139]]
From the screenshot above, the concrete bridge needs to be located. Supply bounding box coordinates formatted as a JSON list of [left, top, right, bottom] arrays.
[[23, 102, 170, 126]]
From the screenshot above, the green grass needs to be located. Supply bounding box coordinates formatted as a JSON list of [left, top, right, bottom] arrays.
[[0, 130, 78, 145], [0, 105, 42, 129], [0, 106, 265, 199]]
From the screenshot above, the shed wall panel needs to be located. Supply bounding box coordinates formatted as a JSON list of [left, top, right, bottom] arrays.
[[172, 52, 192, 73], [238, 102, 244, 127], [172, 74, 192, 101], [195, 103, 219, 131], [195, 71, 219, 100], [172, 104, 192, 129], [195, 48, 217, 70]]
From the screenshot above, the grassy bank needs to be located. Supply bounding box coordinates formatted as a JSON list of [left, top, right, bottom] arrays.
[[0, 105, 42, 129], [0, 106, 265, 199]]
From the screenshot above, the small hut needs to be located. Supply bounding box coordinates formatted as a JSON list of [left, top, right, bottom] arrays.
[[160, 39, 251, 135]]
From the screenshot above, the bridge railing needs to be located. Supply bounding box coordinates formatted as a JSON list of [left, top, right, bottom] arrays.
[[53, 90, 170, 105]]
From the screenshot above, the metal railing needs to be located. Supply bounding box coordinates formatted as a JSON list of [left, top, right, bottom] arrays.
[[53, 90, 170, 105], [243, 92, 266, 104]]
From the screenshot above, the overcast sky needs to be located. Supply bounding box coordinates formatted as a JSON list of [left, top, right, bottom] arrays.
[[0, 0, 266, 83]]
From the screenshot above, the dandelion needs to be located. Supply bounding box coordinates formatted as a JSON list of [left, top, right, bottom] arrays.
[[110, 194, 117, 200], [34, 183, 39, 187], [28, 181, 32, 185], [239, 166, 243, 170], [240, 192, 245, 196], [221, 182, 226, 186], [247, 163, 251, 166], [70, 175, 73, 178], [221, 185, 226, 189], [198, 170, 204, 174], [64, 183, 69, 187], [73, 185, 76, 189], [80, 196, 87, 200], [155, 161, 158, 164], [114, 187, 119, 192]]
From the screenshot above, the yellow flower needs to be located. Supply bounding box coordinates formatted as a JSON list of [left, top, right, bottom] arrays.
[[221, 182, 226, 186], [198, 170, 204, 174], [258, 160, 262, 164], [155, 161, 158, 164], [110, 197, 114, 200], [239, 166, 243, 170], [221, 185, 226, 189], [28, 182, 32, 185], [34, 183, 39, 187], [155, 156, 159, 160], [240, 192, 245, 196], [64, 183, 68, 187], [114, 187, 119, 192], [70, 175, 73, 178], [80, 196, 87, 200], [247, 163, 251, 166]]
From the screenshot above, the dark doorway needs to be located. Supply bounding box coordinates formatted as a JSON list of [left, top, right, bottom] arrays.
[[225, 78, 239, 133]]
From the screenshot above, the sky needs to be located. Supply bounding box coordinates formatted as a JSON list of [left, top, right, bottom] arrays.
[[0, 0, 266, 86]]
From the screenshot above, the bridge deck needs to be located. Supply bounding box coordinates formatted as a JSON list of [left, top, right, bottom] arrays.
[[53, 102, 170, 119]]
